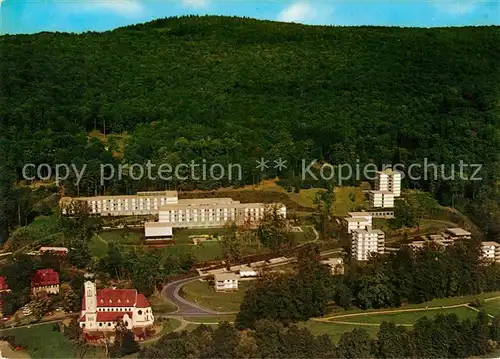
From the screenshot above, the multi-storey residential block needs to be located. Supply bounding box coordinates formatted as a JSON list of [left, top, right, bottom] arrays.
[[345, 212, 373, 233], [351, 226, 385, 261], [369, 169, 401, 208], [481, 242, 500, 262], [369, 191, 395, 208]]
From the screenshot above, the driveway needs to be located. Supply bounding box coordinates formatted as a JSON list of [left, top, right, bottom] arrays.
[[161, 277, 229, 317]]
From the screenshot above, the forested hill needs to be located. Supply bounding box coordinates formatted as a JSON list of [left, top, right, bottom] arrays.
[[1, 17, 500, 234]]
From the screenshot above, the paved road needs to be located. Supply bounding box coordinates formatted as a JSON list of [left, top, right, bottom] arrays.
[[161, 277, 231, 316]]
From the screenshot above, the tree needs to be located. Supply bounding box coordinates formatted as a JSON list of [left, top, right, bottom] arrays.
[[336, 328, 372, 359], [257, 205, 293, 252], [314, 183, 335, 240], [111, 319, 140, 358], [374, 322, 411, 358], [31, 292, 51, 320], [59, 201, 102, 268], [220, 224, 243, 267], [60, 286, 80, 313]]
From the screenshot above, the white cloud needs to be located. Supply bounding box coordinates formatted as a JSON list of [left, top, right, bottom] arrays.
[[277, 2, 334, 24], [80, 0, 144, 17], [430, 0, 477, 15], [182, 0, 209, 9]]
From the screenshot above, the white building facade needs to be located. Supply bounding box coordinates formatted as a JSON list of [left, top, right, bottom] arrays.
[[351, 227, 385, 261], [61, 191, 286, 238], [214, 273, 239, 291], [370, 169, 402, 208], [345, 212, 373, 233], [60, 191, 178, 216], [482, 242, 500, 262]]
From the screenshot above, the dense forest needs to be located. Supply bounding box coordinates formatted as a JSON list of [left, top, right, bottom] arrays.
[[0, 16, 499, 242]]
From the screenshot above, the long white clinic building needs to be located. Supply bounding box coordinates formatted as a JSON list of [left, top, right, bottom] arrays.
[[60, 191, 178, 216], [60, 191, 286, 239]]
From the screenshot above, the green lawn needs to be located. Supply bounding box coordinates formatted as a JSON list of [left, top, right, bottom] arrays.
[[181, 280, 253, 312], [300, 306, 481, 343], [157, 318, 182, 335], [90, 234, 109, 257], [323, 292, 500, 318], [332, 187, 368, 216], [173, 228, 231, 245], [0, 323, 75, 359], [482, 297, 500, 317], [298, 320, 380, 343], [332, 306, 478, 325], [149, 296, 178, 314], [100, 229, 143, 245]]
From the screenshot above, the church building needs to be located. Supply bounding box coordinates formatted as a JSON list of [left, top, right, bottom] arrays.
[[79, 275, 154, 341]]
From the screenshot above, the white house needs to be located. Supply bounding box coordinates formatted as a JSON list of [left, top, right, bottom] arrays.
[[214, 273, 239, 292], [79, 276, 154, 340]]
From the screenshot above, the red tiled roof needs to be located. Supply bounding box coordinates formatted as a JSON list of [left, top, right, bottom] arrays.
[[0, 277, 9, 291], [79, 315, 86, 322], [31, 269, 59, 288], [96, 311, 133, 322], [135, 294, 150, 308], [97, 289, 137, 307]]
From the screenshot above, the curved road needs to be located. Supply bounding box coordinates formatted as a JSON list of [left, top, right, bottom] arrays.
[[162, 277, 235, 317]]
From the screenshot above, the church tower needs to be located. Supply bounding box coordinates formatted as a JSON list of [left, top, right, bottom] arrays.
[[83, 273, 97, 328]]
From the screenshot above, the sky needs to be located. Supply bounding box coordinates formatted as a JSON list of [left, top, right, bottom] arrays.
[[0, 0, 498, 35]]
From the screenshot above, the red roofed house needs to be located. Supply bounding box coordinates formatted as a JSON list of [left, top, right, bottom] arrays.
[[31, 269, 60, 295], [79, 275, 154, 340]]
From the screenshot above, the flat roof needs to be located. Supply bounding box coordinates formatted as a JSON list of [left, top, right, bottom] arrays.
[[377, 169, 401, 175], [352, 227, 384, 234], [159, 202, 284, 210], [345, 217, 369, 222], [144, 222, 173, 228], [214, 273, 239, 280], [482, 241, 499, 247], [239, 265, 255, 271], [446, 228, 471, 236], [60, 190, 178, 201], [347, 212, 372, 217]]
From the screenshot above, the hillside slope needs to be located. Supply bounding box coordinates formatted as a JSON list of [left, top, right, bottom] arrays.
[[0, 17, 499, 208]]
